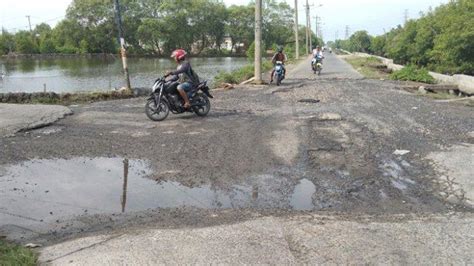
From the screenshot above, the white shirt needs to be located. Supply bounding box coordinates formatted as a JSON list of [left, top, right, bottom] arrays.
[[313, 49, 323, 57]]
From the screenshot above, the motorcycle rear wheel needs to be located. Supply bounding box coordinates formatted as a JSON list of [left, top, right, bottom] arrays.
[[193, 94, 211, 117], [276, 74, 282, 86], [145, 99, 169, 121]]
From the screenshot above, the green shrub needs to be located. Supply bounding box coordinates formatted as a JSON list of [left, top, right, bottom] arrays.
[[214, 61, 273, 87], [390, 65, 436, 84]]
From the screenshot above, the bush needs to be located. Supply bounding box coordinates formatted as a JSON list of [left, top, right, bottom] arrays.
[[214, 61, 273, 87], [390, 65, 436, 83]]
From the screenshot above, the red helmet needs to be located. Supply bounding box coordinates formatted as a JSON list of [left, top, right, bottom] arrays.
[[171, 49, 187, 61]]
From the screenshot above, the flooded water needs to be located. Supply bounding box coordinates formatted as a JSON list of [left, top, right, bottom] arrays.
[[0, 56, 248, 93], [0, 157, 318, 225]]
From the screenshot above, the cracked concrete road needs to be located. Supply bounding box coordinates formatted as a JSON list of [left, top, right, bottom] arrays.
[[1, 53, 473, 264], [39, 213, 473, 265], [0, 104, 72, 137]]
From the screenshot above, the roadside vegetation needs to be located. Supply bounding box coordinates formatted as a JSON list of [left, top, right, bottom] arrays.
[[344, 56, 390, 80], [214, 61, 273, 87], [390, 65, 436, 84], [0, 0, 321, 58], [332, 0, 473, 75], [0, 240, 37, 266]]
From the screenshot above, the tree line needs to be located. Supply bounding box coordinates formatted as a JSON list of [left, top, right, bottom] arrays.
[[333, 0, 473, 75], [0, 0, 322, 58]]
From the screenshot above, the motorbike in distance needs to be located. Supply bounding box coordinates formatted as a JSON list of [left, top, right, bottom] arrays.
[[273, 61, 285, 86], [311, 56, 323, 75], [145, 76, 213, 121]]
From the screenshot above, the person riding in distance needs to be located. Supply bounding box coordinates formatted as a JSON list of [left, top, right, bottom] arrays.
[[270, 46, 287, 83], [166, 49, 200, 109], [313, 46, 324, 60]]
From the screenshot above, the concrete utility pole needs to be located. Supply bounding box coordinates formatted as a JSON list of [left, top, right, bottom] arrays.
[[294, 0, 299, 60], [345, 25, 350, 40], [305, 0, 310, 54], [254, 0, 263, 84], [404, 9, 409, 24], [26, 15, 32, 32], [113, 0, 131, 90], [313, 16, 319, 38]]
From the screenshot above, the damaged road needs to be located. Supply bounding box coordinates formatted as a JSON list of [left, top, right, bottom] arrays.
[[0, 53, 473, 263]]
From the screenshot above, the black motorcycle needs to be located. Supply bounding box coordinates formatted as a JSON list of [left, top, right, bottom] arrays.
[[145, 76, 213, 121]]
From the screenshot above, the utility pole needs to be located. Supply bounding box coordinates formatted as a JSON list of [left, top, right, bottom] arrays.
[[254, 0, 263, 84], [335, 30, 339, 41], [113, 0, 131, 90], [304, 0, 313, 54], [313, 16, 319, 38], [294, 0, 299, 60], [345, 25, 350, 40], [25, 15, 32, 32], [404, 9, 409, 24]]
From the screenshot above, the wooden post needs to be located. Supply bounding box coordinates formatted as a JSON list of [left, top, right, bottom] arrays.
[[114, 0, 131, 90]]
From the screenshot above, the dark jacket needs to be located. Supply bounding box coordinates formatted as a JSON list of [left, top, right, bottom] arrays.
[[170, 61, 200, 85]]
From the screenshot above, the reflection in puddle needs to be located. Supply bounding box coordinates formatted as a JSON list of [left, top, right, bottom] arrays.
[[0, 157, 317, 224]]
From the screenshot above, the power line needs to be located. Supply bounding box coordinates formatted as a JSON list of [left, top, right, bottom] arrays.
[[1, 15, 65, 33]]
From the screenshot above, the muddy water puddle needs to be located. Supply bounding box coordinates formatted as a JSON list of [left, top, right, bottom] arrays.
[[0, 157, 317, 225]]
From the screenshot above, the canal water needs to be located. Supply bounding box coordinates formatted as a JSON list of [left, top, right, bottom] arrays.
[[0, 56, 248, 93]]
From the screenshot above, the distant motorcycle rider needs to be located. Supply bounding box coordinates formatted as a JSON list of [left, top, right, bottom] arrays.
[[270, 47, 287, 83], [312, 46, 324, 68], [166, 49, 200, 109], [313, 46, 324, 60]]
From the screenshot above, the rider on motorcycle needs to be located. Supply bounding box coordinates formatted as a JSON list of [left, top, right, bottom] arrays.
[[312, 46, 324, 62], [270, 46, 287, 83], [166, 49, 200, 109]]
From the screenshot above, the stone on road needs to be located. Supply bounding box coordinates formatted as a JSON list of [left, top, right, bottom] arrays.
[[0, 104, 72, 137]]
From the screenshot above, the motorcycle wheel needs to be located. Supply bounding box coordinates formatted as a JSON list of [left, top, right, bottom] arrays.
[[145, 99, 169, 121], [193, 94, 211, 117], [276, 74, 282, 86]]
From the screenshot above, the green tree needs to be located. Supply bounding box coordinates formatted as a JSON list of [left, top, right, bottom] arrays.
[[226, 5, 254, 54], [0, 29, 15, 55], [14, 31, 38, 54], [348, 30, 372, 53]]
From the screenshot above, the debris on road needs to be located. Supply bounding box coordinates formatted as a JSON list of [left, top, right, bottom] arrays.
[[24, 243, 42, 248], [316, 113, 342, 121], [298, 99, 320, 104], [393, 150, 411, 156]]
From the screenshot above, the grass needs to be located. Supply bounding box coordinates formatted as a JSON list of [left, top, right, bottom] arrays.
[[344, 56, 390, 79], [213, 61, 273, 88], [0, 240, 38, 266], [390, 65, 436, 84]]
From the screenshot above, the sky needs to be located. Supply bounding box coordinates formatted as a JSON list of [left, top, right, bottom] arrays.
[[1, 0, 448, 41]]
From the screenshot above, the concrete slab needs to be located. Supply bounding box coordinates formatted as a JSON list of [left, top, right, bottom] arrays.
[[39, 214, 474, 265], [0, 104, 72, 137]]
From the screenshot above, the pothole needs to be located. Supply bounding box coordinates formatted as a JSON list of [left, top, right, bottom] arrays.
[[0, 158, 320, 226]]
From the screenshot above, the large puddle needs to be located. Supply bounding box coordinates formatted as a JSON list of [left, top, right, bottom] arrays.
[[0, 157, 317, 225]]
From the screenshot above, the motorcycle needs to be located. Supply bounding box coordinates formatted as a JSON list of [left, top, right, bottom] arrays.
[[274, 61, 285, 86], [145, 76, 213, 121], [311, 56, 323, 75]]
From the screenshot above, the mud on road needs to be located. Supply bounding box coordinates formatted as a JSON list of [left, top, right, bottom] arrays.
[[1, 54, 473, 245]]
